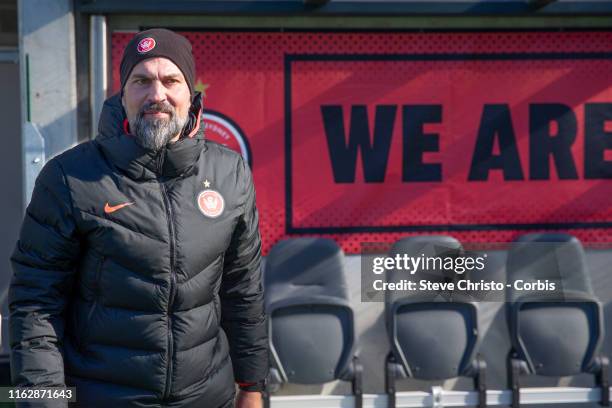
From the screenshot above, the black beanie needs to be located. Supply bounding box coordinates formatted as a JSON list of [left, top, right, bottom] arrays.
[[120, 28, 195, 96]]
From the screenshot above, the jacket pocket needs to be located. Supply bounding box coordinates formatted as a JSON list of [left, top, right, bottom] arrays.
[[213, 294, 221, 328], [83, 255, 105, 345], [70, 302, 83, 352], [93, 254, 105, 295]]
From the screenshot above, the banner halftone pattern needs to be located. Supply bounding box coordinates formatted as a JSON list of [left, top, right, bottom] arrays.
[[111, 31, 612, 254]]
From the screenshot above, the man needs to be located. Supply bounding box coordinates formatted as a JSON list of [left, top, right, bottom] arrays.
[[8, 29, 268, 408]]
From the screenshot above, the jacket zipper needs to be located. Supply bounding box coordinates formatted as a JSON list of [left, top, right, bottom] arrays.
[[160, 180, 177, 400]]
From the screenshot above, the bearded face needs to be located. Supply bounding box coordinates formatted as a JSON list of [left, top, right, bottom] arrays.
[[128, 100, 189, 152], [121, 57, 192, 152]]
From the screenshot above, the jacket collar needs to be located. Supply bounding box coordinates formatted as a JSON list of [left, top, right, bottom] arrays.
[[95, 92, 206, 181]]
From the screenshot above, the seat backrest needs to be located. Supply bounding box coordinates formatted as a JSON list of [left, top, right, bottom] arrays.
[[385, 235, 464, 306], [265, 237, 349, 306], [506, 233, 594, 303], [264, 238, 354, 384], [506, 233, 603, 376], [385, 236, 480, 380]]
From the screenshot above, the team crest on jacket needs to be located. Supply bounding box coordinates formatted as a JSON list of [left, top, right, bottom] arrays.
[[197, 189, 224, 218], [137, 37, 156, 53]]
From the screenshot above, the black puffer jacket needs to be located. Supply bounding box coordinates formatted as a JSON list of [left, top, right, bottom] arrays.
[[8, 92, 268, 408]]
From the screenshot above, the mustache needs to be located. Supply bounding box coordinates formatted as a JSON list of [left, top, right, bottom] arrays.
[[138, 102, 175, 117]]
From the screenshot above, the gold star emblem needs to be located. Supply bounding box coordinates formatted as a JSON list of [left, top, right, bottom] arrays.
[[203, 180, 211, 188], [195, 79, 210, 98]]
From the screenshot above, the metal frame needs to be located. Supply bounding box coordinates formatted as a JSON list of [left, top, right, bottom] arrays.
[[89, 15, 108, 140], [76, 0, 612, 16], [268, 387, 612, 407], [386, 352, 487, 408], [508, 354, 610, 408]]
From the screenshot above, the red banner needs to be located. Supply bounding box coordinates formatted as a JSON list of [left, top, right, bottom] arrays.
[[112, 31, 612, 253]]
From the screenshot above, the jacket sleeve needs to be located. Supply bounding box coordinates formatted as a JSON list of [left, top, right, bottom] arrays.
[[220, 157, 268, 386], [8, 159, 80, 406]]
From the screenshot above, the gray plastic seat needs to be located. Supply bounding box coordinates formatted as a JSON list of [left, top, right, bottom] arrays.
[[384, 236, 486, 408], [263, 238, 362, 407], [506, 233, 609, 407]]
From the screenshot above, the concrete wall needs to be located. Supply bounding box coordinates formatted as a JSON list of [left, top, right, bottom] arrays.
[[0, 0, 79, 356], [0, 56, 22, 359]]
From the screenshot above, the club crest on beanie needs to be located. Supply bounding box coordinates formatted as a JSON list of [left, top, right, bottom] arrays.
[[120, 28, 195, 95], [136, 37, 156, 53]]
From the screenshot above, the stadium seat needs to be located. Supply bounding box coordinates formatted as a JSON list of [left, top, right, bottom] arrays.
[[263, 238, 362, 408], [506, 233, 609, 408], [384, 236, 486, 408]]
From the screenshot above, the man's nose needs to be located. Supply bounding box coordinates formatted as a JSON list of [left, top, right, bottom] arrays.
[[147, 80, 166, 103]]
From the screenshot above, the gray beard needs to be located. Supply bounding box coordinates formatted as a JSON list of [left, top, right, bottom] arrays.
[[130, 106, 189, 152]]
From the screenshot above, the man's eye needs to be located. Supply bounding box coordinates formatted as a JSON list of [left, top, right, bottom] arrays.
[[135, 79, 148, 85]]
